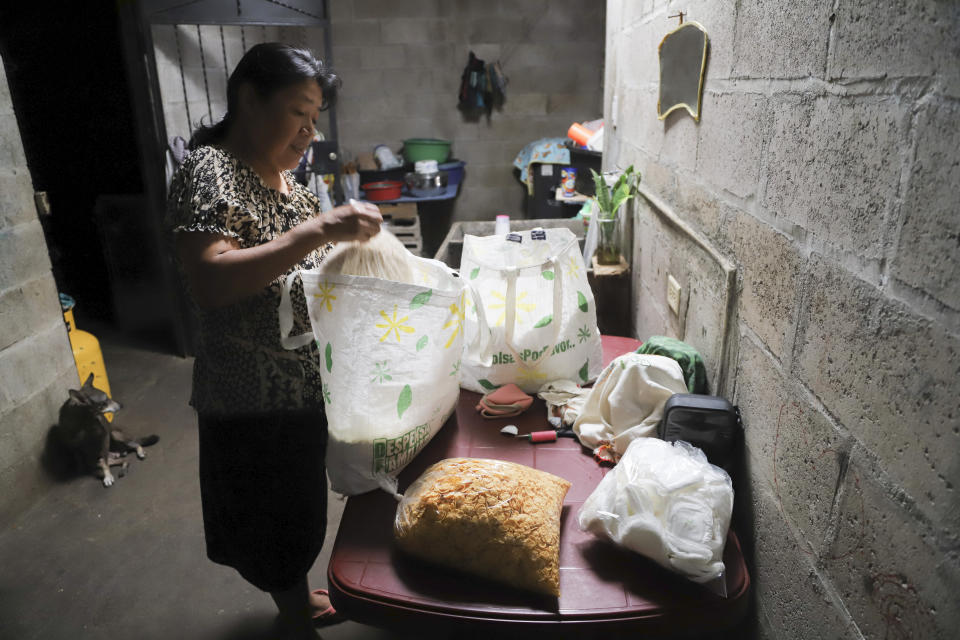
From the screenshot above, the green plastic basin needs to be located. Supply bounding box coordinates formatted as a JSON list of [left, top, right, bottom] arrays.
[[402, 138, 452, 163]]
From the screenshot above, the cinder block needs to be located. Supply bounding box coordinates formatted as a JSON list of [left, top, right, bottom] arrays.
[[821, 449, 960, 640], [328, 0, 354, 23], [0, 320, 74, 409], [454, 17, 525, 43], [614, 18, 660, 89], [0, 170, 37, 230], [0, 275, 62, 352], [829, 0, 960, 90], [377, 68, 431, 93], [750, 481, 861, 639], [732, 0, 832, 78], [731, 211, 806, 360], [379, 18, 448, 45], [402, 43, 456, 69], [545, 92, 600, 119], [398, 92, 455, 123], [454, 140, 518, 166], [328, 19, 381, 47], [461, 164, 516, 191], [354, 0, 440, 20], [527, 3, 605, 43], [0, 113, 27, 170], [500, 92, 547, 117], [335, 94, 390, 122], [890, 99, 960, 310], [762, 95, 907, 262], [794, 254, 960, 532], [656, 105, 699, 174], [504, 44, 554, 69], [615, 86, 661, 158], [0, 57, 12, 117], [338, 69, 384, 97], [0, 367, 75, 523], [0, 221, 53, 293], [695, 91, 769, 198], [736, 333, 851, 554], [673, 175, 736, 252], [507, 66, 582, 94]]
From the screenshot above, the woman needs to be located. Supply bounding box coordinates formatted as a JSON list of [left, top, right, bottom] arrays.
[[165, 43, 380, 638]]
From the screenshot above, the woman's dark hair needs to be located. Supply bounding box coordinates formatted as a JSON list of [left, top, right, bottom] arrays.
[[188, 42, 341, 150]]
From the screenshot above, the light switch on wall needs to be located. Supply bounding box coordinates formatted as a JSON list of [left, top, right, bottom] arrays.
[[667, 274, 681, 316]]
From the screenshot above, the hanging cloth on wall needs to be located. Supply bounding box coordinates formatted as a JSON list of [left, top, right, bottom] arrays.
[[458, 52, 506, 117]]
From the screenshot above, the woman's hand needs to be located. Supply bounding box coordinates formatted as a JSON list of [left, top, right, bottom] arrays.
[[177, 199, 385, 310], [314, 199, 382, 243]]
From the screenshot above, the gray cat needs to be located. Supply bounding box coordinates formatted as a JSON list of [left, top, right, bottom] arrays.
[[52, 373, 158, 487]]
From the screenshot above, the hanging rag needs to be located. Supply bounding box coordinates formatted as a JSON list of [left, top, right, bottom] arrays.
[[636, 336, 709, 394], [458, 51, 490, 112], [476, 383, 534, 419]]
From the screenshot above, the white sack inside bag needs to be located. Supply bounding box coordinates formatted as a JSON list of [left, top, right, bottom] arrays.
[[578, 438, 733, 593], [279, 255, 466, 495], [460, 227, 603, 394], [573, 353, 688, 461]]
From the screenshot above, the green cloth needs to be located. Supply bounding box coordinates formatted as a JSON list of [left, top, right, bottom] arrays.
[[636, 336, 708, 394]]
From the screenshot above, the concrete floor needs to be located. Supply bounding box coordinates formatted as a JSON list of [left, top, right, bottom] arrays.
[[0, 331, 411, 640]]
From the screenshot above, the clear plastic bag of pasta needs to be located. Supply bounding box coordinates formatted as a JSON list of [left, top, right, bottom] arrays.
[[394, 457, 571, 597]]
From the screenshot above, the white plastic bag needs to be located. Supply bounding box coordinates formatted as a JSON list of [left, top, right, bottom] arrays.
[[573, 353, 688, 462], [279, 256, 466, 495], [578, 438, 733, 593], [460, 227, 604, 393]]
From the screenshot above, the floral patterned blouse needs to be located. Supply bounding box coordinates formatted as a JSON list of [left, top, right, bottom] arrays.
[[165, 145, 329, 416]]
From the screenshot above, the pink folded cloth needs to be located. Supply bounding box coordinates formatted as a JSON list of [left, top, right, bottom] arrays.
[[476, 383, 534, 418]]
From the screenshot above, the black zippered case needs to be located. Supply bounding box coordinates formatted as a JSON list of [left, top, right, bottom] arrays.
[[658, 394, 742, 471]]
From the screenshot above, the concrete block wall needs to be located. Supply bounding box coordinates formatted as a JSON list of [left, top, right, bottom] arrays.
[[0, 55, 79, 523], [329, 0, 606, 222], [605, 1, 959, 638]]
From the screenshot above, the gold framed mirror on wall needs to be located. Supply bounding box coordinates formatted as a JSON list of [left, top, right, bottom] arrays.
[[657, 21, 709, 121]]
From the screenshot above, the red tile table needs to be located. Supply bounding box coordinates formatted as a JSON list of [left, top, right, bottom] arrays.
[[327, 335, 751, 637]]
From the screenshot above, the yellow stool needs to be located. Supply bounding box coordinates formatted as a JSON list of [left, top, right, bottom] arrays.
[[60, 294, 114, 421]]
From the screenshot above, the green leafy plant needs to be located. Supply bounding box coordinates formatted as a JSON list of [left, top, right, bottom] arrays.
[[589, 165, 641, 264], [590, 165, 640, 220]]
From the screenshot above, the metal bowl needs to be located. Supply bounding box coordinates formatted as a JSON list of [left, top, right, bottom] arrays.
[[404, 170, 448, 197]]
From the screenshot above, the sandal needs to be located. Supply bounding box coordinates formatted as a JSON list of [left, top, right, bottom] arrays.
[[310, 588, 343, 627]]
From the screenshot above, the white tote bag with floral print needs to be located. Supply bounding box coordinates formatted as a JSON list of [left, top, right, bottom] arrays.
[[460, 227, 604, 394], [279, 256, 466, 495]]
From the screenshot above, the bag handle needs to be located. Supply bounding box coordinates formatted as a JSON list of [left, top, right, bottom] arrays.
[[465, 281, 493, 366], [279, 270, 315, 350], [503, 255, 564, 370]]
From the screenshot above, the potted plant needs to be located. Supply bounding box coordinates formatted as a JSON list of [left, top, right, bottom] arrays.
[[589, 165, 640, 265]]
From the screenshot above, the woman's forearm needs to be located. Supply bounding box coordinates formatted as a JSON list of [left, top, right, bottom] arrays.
[[178, 201, 383, 310], [178, 223, 324, 310]]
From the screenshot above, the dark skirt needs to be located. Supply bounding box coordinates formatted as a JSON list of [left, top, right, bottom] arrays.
[[197, 407, 328, 592]]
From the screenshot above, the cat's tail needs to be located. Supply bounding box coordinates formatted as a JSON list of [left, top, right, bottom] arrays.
[[138, 435, 160, 447]]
